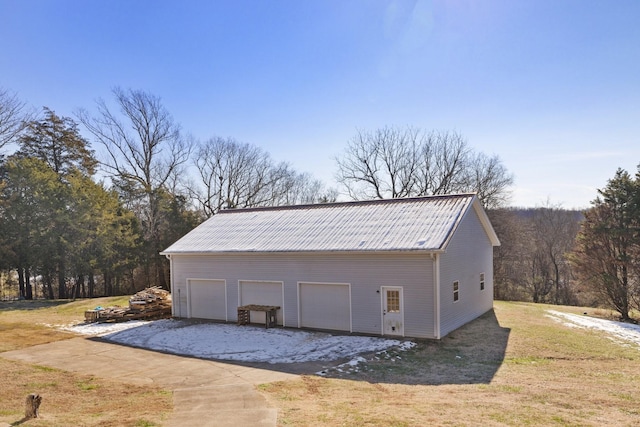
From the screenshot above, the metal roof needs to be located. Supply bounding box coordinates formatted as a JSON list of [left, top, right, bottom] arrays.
[[161, 193, 499, 254]]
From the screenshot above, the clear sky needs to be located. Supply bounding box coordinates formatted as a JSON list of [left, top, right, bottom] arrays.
[[1, 0, 639, 209]]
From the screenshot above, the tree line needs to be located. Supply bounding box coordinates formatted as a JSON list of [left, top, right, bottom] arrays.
[[1, 86, 636, 322]]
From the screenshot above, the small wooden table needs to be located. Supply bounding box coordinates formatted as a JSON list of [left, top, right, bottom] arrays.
[[237, 304, 280, 329]]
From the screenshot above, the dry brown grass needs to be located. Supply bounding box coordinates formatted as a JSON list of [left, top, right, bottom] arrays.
[[1, 358, 171, 426], [0, 298, 171, 427], [0, 297, 130, 353], [260, 301, 640, 426]]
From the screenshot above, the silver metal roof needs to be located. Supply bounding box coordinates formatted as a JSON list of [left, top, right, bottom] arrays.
[[162, 193, 498, 254]]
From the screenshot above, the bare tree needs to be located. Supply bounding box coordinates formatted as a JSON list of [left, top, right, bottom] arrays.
[[490, 208, 533, 301], [193, 137, 279, 216], [531, 202, 581, 304], [335, 126, 419, 200], [273, 171, 339, 206], [335, 126, 513, 207], [416, 130, 474, 196], [491, 205, 582, 304], [193, 137, 337, 217], [465, 152, 514, 209], [77, 88, 190, 196], [77, 87, 192, 288], [0, 88, 31, 151]]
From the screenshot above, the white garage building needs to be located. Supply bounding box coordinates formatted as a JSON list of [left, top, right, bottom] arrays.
[[161, 193, 500, 339]]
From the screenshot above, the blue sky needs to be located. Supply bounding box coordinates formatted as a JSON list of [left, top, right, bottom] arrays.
[[1, 0, 639, 209]]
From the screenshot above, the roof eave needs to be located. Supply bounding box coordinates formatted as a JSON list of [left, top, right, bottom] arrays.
[[160, 248, 447, 256]]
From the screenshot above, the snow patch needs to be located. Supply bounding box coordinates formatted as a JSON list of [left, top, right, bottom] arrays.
[[546, 310, 640, 348], [53, 320, 150, 336], [58, 319, 414, 364]]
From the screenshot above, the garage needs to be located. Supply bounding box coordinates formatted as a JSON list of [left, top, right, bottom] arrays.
[[164, 195, 500, 339], [187, 279, 226, 320], [239, 280, 284, 325], [298, 282, 351, 332]]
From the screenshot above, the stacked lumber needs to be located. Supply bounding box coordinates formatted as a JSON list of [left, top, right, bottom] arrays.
[[128, 286, 172, 318], [84, 287, 172, 323]]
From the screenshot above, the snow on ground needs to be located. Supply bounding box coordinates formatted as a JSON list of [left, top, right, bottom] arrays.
[[546, 310, 640, 348], [57, 319, 414, 364], [55, 320, 150, 336]]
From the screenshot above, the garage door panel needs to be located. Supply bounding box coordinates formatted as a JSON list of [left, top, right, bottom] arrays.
[[188, 279, 226, 320], [239, 281, 283, 325], [299, 283, 351, 332]]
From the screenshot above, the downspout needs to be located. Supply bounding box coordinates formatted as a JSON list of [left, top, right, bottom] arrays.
[[164, 254, 176, 317], [433, 253, 441, 339]]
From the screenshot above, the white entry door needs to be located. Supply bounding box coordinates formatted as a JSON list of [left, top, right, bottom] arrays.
[[381, 286, 404, 336]]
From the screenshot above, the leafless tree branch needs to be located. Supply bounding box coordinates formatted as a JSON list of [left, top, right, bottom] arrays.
[[335, 125, 513, 207], [0, 88, 33, 151]]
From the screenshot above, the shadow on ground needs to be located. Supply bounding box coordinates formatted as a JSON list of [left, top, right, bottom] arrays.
[[336, 309, 511, 385]]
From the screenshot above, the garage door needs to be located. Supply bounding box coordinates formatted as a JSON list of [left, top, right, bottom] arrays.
[[187, 279, 226, 320], [239, 281, 284, 325], [299, 282, 351, 332]]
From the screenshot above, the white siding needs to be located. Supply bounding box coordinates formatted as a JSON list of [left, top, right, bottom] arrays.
[[438, 206, 494, 337], [169, 252, 436, 338]]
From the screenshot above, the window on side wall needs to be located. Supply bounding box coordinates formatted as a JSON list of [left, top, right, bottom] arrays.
[[480, 273, 485, 291], [453, 281, 459, 302]]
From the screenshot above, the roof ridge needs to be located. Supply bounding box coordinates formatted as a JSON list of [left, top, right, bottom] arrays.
[[218, 192, 477, 214]]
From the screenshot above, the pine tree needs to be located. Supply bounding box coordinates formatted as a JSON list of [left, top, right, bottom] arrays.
[[571, 168, 640, 320]]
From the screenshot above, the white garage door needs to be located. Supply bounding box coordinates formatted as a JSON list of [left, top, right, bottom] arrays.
[[239, 281, 284, 325], [299, 282, 351, 332], [187, 279, 226, 320]]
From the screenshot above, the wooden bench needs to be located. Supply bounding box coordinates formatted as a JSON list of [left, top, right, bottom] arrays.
[[237, 304, 280, 329]]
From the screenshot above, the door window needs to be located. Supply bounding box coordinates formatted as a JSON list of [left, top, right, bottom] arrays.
[[386, 290, 400, 312]]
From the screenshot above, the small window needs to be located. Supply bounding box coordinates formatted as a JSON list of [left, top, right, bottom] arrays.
[[386, 290, 400, 313], [480, 273, 485, 291], [453, 281, 459, 302]]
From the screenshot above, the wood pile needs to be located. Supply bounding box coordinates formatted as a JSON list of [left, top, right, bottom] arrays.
[[84, 286, 172, 323]]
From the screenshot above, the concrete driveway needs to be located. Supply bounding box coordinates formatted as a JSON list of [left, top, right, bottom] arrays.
[[1, 337, 298, 426]]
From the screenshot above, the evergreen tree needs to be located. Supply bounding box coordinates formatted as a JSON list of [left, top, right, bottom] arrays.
[[17, 107, 97, 176], [0, 108, 142, 299], [0, 157, 63, 298], [571, 168, 640, 320], [66, 173, 142, 297]]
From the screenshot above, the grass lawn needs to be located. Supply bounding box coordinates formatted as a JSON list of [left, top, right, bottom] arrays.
[[0, 297, 171, 427], [260, 301, 640, 426]]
